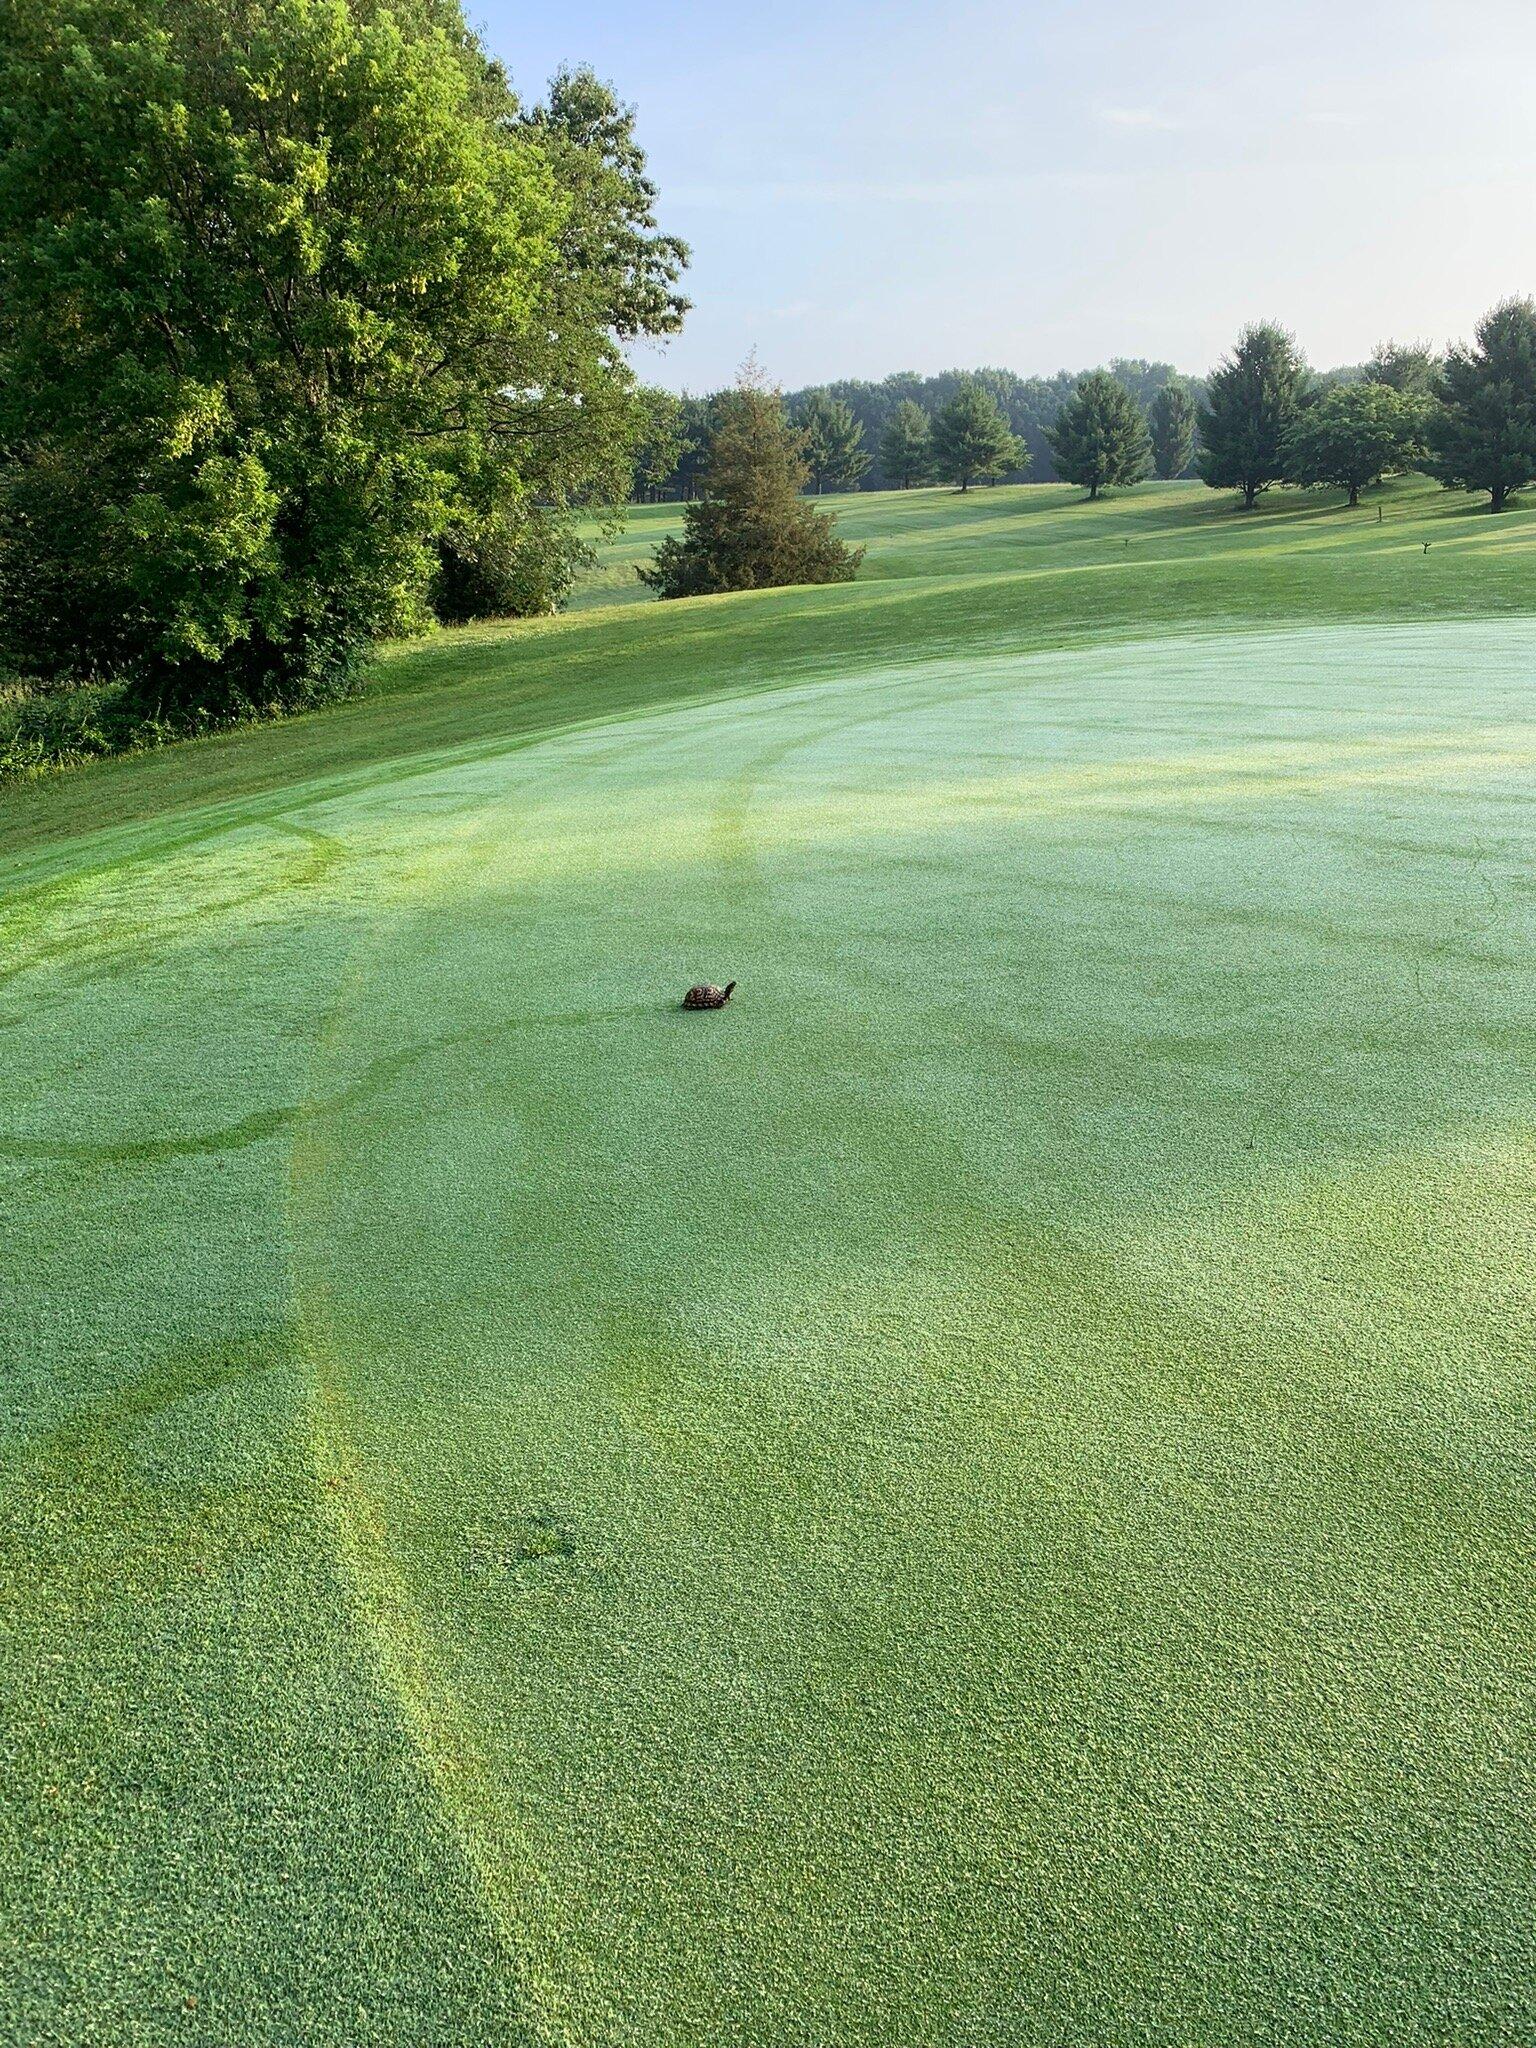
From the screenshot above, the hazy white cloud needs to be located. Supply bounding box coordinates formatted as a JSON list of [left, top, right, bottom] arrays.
[[1095, 103, 1184, 131]]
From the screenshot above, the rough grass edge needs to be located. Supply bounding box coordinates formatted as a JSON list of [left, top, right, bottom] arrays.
[[0, 673, 369, 786]]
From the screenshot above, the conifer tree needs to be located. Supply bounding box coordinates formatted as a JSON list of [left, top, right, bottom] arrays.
[[930, 379, 1023, 490], [1046, 371, 1151, 499], [1282, 382, 1425, 505], [640, 364, 864, 597], [1198, 323, 1311, 509], [878, 401, 933, 488], [1364, 340, 1440, 397], [795, 390, 871, 493], [1148, 382, 1197, 479], [1426, 298, 1536, 512]]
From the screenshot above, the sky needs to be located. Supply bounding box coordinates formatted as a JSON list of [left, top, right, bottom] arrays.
[[479, 0, 1536, 392]]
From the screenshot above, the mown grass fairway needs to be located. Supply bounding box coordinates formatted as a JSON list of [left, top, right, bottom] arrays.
[[4, 480, 1536, 2045]]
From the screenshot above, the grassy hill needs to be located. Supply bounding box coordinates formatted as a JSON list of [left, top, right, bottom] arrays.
[[7, 476, 1535, 861], [4, 479, 1536, 2046]]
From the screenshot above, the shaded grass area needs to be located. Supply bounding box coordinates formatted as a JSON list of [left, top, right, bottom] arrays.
[[3, 482, 1536, 2044]]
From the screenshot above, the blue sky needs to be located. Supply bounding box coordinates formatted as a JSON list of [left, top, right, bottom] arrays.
[[481, 0, 1536, 391]]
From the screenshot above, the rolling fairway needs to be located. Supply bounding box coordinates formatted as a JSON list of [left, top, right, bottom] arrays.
[[4, 482, 1536, 2044]]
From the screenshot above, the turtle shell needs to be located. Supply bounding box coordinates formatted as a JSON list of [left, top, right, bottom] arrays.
[[683, 982, 734, 1009]]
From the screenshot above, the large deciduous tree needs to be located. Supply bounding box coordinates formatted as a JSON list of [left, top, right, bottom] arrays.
[[1046, 371, 1151, 499], [628, 386, 686, 502], [1282, 382, 1425, 505], [794, 390, 870, 494], [878, 401, 933, 488], [930, 379, 1023, 491], [639, 364, 864, 599], [435, 62, 689, 617], [519, 63, 688, 346], [1198, 323, 1311, 510], [1426, 298, 1536, 513], [1148, 382, 1197, 479], [0, 1, 686, 720]]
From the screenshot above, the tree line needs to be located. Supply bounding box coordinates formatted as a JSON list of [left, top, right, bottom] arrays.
[[1196, 316, 1536, 513], [638, 303, 1536, 603], [631, 360, 1207, 500], [634, 304, 1536, 518]]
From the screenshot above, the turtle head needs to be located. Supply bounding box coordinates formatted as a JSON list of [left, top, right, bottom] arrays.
[[723, 981, 737, 1000]]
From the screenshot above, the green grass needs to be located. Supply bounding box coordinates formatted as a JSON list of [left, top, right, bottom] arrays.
[[4, 478, 1536, 2045]]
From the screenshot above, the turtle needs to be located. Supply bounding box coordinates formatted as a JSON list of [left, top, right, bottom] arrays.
[[682, 980, 736, 1010]]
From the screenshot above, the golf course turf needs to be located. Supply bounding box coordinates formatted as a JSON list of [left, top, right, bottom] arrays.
[[4, 479, 1535, 2044]]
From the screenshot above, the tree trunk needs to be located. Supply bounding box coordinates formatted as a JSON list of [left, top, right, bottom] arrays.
[[1348, 483, 1359, 507], [1492, 482, 1508, 512], [1089, 483, 1099, 501], [1243, 481, 1257, 510]]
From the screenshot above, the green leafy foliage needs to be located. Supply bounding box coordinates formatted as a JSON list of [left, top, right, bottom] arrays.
[[1426, 297, 1536, 512], [930, 379, 1024, 490], [1148, 382, 1198, 479], [794, 390, 871, 494], [639, 369, 864, 598], [878, 401, 933, 488], [1198, 323, 1311, 509], [430, 507, 583, 622], [668, 394, 718, 500], [1283, 382, 1426, 505], [1045, 370, 1151, 499], [0, 677, 126, 778], [466, 62, 688, 600], [1365, 339, 1441, 397], [630, 386, 687, 500], [0, 4, 687, 714], [518, 64, 688, 345], [348, 57, 687, 627], [0, 0, 557, 716], [779, 361, 1201, 490]]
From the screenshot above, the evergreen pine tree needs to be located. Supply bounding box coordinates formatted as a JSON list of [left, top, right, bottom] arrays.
[[1045, 371, 1151, 499], [1148, 382, 1197, 479], [878, 401, 933, 488], [1364, 340, 1441, 397], [930, 379, 1023, 490], [1426, 298, 1536, 512], [639, 364, 864, 597], [1198, 324, 1310, 509], [795, 390, 871, 493]]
